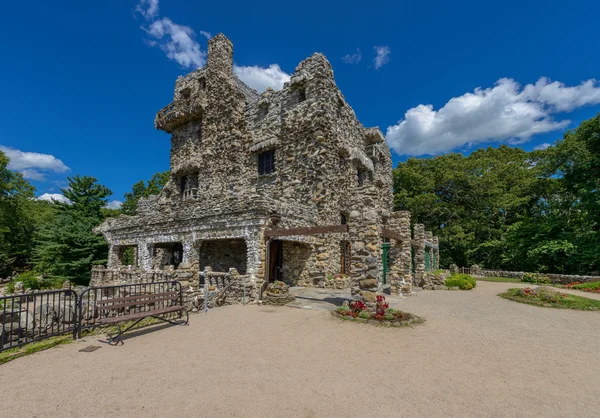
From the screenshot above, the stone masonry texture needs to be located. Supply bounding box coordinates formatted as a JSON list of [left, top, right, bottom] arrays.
[[93, 33, 440, 303]]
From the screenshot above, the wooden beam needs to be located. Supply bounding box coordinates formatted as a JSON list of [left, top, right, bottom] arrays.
[[264, 224, 348, 237], [382, 227, 404, 242]]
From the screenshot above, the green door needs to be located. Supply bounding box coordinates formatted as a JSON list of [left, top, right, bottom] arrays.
[[382, 242, 390, 284]]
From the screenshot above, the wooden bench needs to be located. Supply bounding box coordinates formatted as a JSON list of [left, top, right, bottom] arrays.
[[96, 291, 189, 345]]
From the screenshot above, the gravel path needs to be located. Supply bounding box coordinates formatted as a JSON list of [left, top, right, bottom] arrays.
[[3, 281, 600, 418]]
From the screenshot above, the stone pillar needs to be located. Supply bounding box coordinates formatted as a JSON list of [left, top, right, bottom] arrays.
[[180, 238, 198, 268], [348, 207, 381, 303], [413, 224, 425, 286], [387, 211, 413, 296], [433, 236, 440, 270], [139, 243, 154, 271], [425, 231, 434, 272], [108, 245, 120, 267]]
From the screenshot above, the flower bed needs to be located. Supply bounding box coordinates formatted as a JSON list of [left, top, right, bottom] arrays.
[[499, 286, 600, 310], [332, 295, 424, 327], [565, 281, 600, 293]]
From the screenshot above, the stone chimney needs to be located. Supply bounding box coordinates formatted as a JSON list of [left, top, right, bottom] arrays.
[[207, 33, 233, 76]]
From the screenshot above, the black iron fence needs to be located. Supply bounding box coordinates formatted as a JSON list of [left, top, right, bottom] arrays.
[[1, 281, 183, 353], [1, 289, 78, 352]]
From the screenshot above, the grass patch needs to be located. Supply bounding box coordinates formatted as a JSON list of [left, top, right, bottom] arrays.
[[0, 335, 73, 365], [0, 316, 173, 365], [476, 276, 522, 283], [499, 287, 600, 311]]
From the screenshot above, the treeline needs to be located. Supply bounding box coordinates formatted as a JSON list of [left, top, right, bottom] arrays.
[[394, 113, 600, 274], [0, 150, 168, 285], [2, 114, 598, 284]]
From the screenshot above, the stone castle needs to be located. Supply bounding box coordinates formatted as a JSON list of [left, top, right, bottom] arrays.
[[94, 34, 440, 303]]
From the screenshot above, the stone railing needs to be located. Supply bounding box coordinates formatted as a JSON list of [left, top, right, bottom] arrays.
[[90, 265, 257, 311], [154, 99, 203, 132], [200, 267, 256, 305]]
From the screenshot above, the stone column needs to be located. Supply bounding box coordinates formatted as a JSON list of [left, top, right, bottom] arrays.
[[348, 206, 381, 303], [433, 236, 440, 270], [425, 231, 435, 272], [387, 211, 412, 296], [245, 232, 262, 300], [139, 243, 154, 271], [108, 245, 120, 267], [413, 224, 425, 286], [180, 238, 198, 268]]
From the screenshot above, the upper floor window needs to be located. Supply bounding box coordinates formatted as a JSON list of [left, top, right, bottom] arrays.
[[357, 168, 368, 187], [341, 213, 348, 225], [198, 77, 206, 90], [258, 150, 275, 175], [297, 87, 306, 102], [180, 88, 191, 99]]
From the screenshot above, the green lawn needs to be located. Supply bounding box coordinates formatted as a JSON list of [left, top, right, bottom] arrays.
[[499, 288, 600, 311], [476, 276, 522, 283]]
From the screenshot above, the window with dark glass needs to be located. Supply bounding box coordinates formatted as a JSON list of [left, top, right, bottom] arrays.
[[340, 241, 351, 275], [258, 150, 275, 175], [341, 213, 348, 225]]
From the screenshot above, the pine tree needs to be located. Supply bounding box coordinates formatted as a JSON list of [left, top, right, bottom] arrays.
[[34, 175, 111, 285]]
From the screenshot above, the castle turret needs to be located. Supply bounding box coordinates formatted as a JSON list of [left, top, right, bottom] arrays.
[[207, 33, 233, 76]]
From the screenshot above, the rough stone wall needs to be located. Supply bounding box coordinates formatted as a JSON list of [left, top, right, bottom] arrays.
[[475, 269, 599, 284], [281, 241, 312, 286], [198, 239, 247, 274], [387, 211, 413, 296]]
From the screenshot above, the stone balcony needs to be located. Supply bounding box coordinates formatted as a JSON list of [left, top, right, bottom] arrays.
[[154, 99, 204, 133]]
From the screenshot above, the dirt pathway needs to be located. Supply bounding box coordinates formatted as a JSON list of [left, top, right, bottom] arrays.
[[2, 281, 599, 417]]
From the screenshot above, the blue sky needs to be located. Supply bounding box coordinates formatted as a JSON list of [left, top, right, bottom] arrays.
[[1, 0, 599, 207]]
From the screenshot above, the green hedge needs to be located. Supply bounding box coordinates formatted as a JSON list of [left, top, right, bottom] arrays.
[[445, 274, 477, 290]]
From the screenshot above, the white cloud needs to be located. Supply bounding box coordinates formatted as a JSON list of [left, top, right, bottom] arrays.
[[136, 0, 159, 20], [135, 3, 288, 91], [38, 193, 71, 204], [106, 200, 123, 209], [233, 64, 290, 92], [534, 143, 551, 150], [143, 18, 206, 69], [385, 77, 600, 156], [0, 146, 69, 181], [374, 46, 390, 69], [20, 169, 47, 181], [342, 48, 362, 64]]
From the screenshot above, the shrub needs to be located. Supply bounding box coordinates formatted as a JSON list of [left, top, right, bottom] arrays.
[[445, 274, 476, 290], [521, 273, 551, 284], [358, 310, 371, 319]]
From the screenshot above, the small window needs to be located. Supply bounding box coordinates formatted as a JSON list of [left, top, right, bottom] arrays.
[[198, 78, 206, 90], [357, 168, 367, 187], [298, 88, 306, 102], [258, 150, 275, 175], [257, 103, 269, 122], [180, 88, 191, 99], [340, 241, 351, 275], [341, 213, 348, 225]]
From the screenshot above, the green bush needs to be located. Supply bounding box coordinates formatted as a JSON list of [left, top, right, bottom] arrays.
[[8, 271, 65, 293], [445, 274, 476, 290], [358, 310, 371, 319], [521, 272, 551, 284]]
